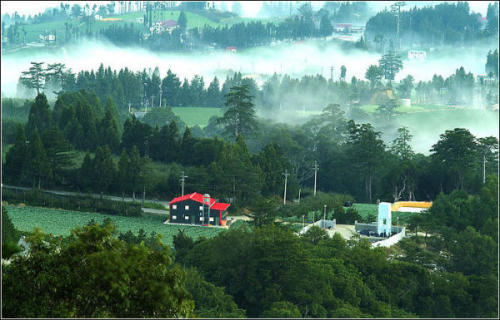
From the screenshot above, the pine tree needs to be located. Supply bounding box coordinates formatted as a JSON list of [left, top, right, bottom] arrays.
[[99, 99, 121, 153], [217, 85, 257, 139], [26, 129, 52, 188], [26, 93, 52, 137], [4, 124, 29, 183], [93, 146, 116, 196], [41, 126, 75, 185], [117, 149, 131, 198]]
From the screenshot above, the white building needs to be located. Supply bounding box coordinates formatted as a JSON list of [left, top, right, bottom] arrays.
[[408, 50, 427, 60]]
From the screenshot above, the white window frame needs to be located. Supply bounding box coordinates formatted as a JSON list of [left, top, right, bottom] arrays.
[[172, 205, 177, 210], [185, 205, 189, 210]]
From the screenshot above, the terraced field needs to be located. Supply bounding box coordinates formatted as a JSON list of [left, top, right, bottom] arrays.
[[5, 205, 224, 246]]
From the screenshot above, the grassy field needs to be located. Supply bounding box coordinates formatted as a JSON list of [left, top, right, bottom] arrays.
[[171, 107, 222, 128], [5, 205, 224, 246]]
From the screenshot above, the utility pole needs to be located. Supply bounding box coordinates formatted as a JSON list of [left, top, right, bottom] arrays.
[[283, 170, 289, 205], [313, 161, 319, 196], [391, 2, 406, 50], [298, 188, 301, 203], [323, 205, 327, 229], [180, 171, 188, 196], [128, 101, 131, 113], [482, 153, 486, 184], [159, 85, 162, 108]]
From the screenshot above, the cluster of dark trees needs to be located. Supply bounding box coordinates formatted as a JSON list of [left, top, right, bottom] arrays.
[[485, 49, 499, 78], [4, 88, 498, 212], [365, 2, 498, 51]]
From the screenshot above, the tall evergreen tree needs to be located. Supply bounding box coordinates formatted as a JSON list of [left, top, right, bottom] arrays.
[[26, 128, 52, 188], [379, 49, 403, 84], [93, 146, 116, 196], [4, 124, 29, 183], [217, 85, 257, 139]]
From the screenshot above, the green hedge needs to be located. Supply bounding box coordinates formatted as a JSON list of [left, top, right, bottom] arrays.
[[2, 188, 142, 217]]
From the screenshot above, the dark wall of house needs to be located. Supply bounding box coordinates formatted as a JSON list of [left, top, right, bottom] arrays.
[[169, 199, 222, 225]]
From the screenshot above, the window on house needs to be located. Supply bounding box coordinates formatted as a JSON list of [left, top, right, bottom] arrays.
[[172, 205, 177, 210], [185, 205, 189, 210]]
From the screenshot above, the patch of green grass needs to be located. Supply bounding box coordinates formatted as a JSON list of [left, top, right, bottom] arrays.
[[171, 107, 222, 128], [5, 205, 223, 246], [351, 203, 378, 219], [360, 105, 379, 113]]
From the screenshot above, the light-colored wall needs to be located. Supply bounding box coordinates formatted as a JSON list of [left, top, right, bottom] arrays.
[[371, 227, 406, 248]]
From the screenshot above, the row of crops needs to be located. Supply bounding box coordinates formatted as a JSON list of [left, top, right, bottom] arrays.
[[5, 205, 224, 246]]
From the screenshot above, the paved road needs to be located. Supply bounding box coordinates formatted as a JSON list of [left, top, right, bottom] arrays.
[[2, 184, 170, 208]]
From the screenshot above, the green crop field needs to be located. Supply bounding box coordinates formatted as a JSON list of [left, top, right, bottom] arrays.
[[5, 205, 224, 246], [172, 107, 222, 128]]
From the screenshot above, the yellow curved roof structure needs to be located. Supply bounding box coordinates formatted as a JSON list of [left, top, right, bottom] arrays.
[[391, 201, 432, 211]]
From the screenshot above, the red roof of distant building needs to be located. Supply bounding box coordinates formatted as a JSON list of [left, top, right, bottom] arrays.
[[169, 192, 230, 211], [226, 46, 237, 50]]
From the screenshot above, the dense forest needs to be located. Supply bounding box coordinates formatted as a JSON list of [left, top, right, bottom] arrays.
[[3, 88, 498, 208], [15, 49, 499, 119], [365, 2, 499, 50]]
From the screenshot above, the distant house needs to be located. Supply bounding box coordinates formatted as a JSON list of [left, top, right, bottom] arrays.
[[39, 34, 55, 42], [408, 50, 426, 60], [150, 20, 178, 34], [335, 23, 352, 33], [226, 46, 237, 53], [167, 193, 230, 226]]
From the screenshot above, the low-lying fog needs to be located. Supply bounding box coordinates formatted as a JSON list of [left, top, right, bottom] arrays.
[[2, 38, 498, 154], [1, 38, 496, 96]]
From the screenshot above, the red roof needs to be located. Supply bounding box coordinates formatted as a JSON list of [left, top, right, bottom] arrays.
[[169, 192, 230, 211], [211, 202, 230, 211]]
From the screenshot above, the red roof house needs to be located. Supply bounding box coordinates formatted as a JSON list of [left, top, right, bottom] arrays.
[[168, 192, 230, 226]]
